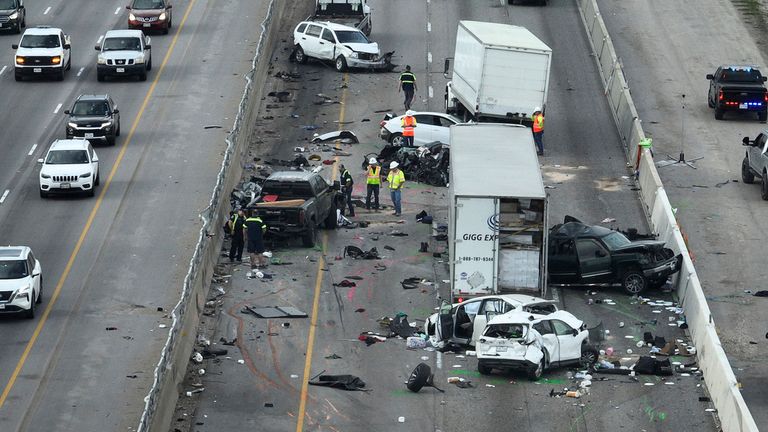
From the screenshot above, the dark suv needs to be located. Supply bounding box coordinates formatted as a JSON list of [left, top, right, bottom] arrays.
[[0, 0, 25, 34], [547, 217, 682, 294], [126, 0, 172, 34], [64, 95, 121, 146]]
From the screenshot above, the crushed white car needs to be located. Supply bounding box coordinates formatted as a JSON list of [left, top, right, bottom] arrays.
[[379, 111, 462, 146], [425, 294, 558, 348], [293, 20, 393, 72], [476, 310, 598, 379]]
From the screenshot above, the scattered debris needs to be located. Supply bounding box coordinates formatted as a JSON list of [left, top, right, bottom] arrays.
[[343, 245, 380, 259], [203, 125, 222, 129], [406, 363, 444, 393], [333, 280, 357, 287], [600, 217, 616, 224], [358, 332, 387, 346], [355, 308, 366, 313], [311, 130, 359, 144], [325, 353, 342, 359], [309, 374, 368, 391]]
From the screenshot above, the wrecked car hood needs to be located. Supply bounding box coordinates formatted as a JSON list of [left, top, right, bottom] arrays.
[[611, 240, 666, 253], [343, 42, 379, 55]]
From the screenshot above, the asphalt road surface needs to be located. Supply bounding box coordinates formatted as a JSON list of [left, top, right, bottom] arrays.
[[0, 1, 271, 431], [596, 0, 768, 426], [181, 1, 719, 431]]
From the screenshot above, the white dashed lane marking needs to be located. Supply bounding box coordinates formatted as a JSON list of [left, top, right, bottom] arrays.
[[427, 52, 432, 63], [43, 6, 51, 15], [428, 86, 433, 98], [114, 7, 121, 15], [0, 66, 6, 76], [28, 144, 37, 156], [0, 190, 9, 204], [77, 67, 84, 77], [53, 103, 62, 114]]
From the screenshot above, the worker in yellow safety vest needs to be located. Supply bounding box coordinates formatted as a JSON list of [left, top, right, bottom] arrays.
[[386, 161, 406, 216], [532, 107, 544, 156], [399, 65, 418, 110], [401, 110, 417, 147], [365, 157, 381, 211]]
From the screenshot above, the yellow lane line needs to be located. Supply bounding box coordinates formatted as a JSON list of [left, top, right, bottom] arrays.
[[0, 0, 199, 409], [295, 73, 349, 432]]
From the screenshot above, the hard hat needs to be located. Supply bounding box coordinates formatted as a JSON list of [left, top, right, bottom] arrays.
[[390, 161, 399, 169], [405, 110, 414, 116], [533, 107, 542, 113], [369, 157, 378, 164]]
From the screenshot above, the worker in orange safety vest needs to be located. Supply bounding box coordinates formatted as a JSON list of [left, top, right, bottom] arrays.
[[532, 107, 544, 156], [401, 110, 417, 147]]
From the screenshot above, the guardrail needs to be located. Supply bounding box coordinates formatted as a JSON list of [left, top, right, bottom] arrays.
[[135, 1, 283, 430], [575, 1, 759, 431]]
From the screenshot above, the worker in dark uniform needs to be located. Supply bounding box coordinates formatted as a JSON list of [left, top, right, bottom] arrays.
[[228, 208, 246, 262], [245, 210, 268, 269], [340, 164, 355, 217], [399, 65, 417, 110]]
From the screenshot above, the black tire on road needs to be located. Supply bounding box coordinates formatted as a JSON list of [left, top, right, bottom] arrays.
[[761, 174, 768, 201], [294, 45, 307, 64], [39, 189, 47, 198], [87, 187, 95, 198], [742, 156, 755, 184], [139, 71, 147, 81], [97, 71, 105, 82], [302, 223, 317, 248], [579, 345, 599, 369], [37, 277, 43, 304], [759, 111, 767, 122], [324, 204, 338, 229], [116, 121, 121, 136], [477, 362, 492, 375], [715, 108, 724, 120], [707, 97, 714, 108], [25, 295, 35, 319], [14, 71, 22, 81], [95, 172, 101, 186], [621, 269, 647, 295], [147, 57, 152, 71], [335, 56, 347, 72]]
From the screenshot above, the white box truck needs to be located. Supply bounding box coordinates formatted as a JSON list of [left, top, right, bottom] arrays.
[[449, 123, 549, 300], [311, 0, 372, 36], [444, 21, 552, 124]]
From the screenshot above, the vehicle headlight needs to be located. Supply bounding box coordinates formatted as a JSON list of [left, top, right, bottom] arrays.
[[9, 12, 18, 19], [101, 121, 113, 128], [349, 52, 359, 59], [97, 56, 106, 65], [67, 122, 78, 128], [51, 56, 61, 64], [134, 55, 145, 64], [79, 172, 92, 178], [159, 12, 166, 20], [129, 13, 136, 21], [41, 173, 51, 179], [15, 56, 25, 64]]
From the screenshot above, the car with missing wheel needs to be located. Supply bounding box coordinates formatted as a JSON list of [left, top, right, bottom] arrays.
[[0, 0, 26, 34], [425, 294, 558, 348], [476, 310, 597, 379], [293, 20, 392, 72], [547, 217, 681, 295], [12, 25, 71, 81], [65, 94, 121, 146], [379, 111, 462, 146], [95, 29, 152, 81], [0, 246, 42, 319], [126, 0, 172, 34], [38, 139, 100, 198]]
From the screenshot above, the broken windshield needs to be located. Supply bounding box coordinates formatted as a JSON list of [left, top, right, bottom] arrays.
[[602, 232, 631, 250], [483, 323, 526, 339]]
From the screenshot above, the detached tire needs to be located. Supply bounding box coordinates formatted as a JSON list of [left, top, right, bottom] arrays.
[[621, 269, 647, 295], [742, 156, 755, 184], [335, 56, 347, 72], [302, 223, 317, 248]]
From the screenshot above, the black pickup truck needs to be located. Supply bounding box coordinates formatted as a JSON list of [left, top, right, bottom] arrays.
[[253, 171, 340, 247], [707, 65, 768, 121]]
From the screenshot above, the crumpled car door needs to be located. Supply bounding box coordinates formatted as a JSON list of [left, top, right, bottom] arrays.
[[435, 301, 453, 344]]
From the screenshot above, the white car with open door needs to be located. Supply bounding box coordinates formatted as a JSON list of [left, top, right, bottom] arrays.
[[476, 310, 598, 379], [425, 294, 558, 348]]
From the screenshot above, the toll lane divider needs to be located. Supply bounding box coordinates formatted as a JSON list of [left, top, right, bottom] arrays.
[[575, 0, 759, 430], [135, 1, 284, 430]]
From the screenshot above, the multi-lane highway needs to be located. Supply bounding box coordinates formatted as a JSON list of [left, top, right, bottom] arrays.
[[0, 1, 270, 431], [181, 1, 719, 431]]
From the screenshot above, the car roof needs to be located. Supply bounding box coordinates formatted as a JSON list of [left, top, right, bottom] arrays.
[[76, 94, 110, 102], [105, 29, 144, 38], [304, 21, 362, 32], [0, 246, 29, 261], [488, 310, 583, 329], [550, 220, 614, 240], [49, 139, 90, 151], [266, 171, 318, 182], [23, 26, 62, 36]]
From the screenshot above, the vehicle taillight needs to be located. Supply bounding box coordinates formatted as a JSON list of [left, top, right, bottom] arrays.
[[764, 92, 767, 103], [380, 120, 387, 128], [718, 90, 723, 101], [457, 297, 464, 303]]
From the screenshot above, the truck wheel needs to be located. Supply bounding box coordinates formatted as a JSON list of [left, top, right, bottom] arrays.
[[707, 96, 714, 108], [335, 56, 347, 72], [714, 108, 724, 120], [579, 345, 599, 369], [302, 223, 317, 247], [621, 270, 647, 295], [477, 362, 492, 375], [762, 174, 768, 201], [294, 45, 308, 64], [97, 71, 105, 82], [389, 133, 404, 146], [759, 111, 767, 122], [742, 156, 755, 184], [324, 204, 338, 229]]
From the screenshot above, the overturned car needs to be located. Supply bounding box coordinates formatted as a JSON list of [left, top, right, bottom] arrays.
[[548, 217, 682, 295], [476, 310, 598, 379]]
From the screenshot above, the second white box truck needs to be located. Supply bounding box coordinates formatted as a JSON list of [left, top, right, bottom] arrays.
[[449, 123, 549, 300], [444, 21, 552, 124]]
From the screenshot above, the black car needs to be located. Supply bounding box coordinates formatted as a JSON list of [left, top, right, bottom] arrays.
[[64, 95, 120, 146], [547, 217, 681, 294], [0, 0, 25, 34]]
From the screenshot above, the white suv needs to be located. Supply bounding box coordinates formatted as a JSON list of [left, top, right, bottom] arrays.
[[38, 139, 100, 198], [293, 21, 391, 72], [95, 29, 152, 81], [12, 25, 71, 81], [0, 246, 42, 319]]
